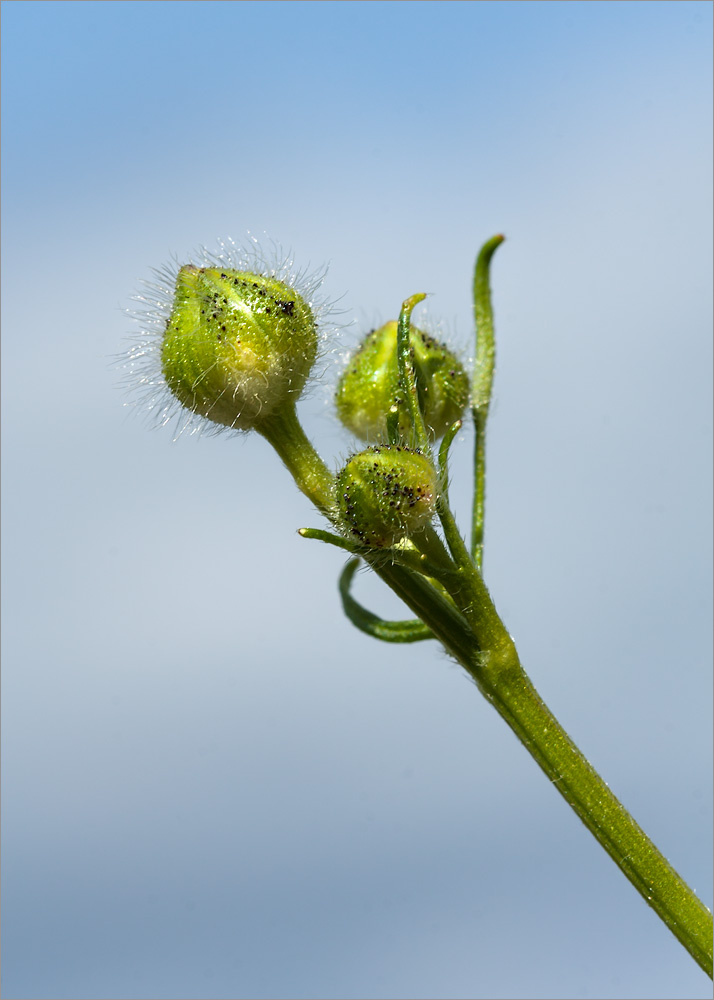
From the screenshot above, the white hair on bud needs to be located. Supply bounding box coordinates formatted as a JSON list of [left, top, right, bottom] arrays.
[[119, 234, 342, 440]]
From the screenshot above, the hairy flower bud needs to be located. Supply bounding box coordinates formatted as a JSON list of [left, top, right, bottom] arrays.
[[160, 266, 318, 431], [336, 445, 439, 548], [123, 238, 335, 438], [335, 321, 470, 442]]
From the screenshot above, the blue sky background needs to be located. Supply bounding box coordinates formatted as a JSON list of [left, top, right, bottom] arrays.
[[2, 2, 712, 998]]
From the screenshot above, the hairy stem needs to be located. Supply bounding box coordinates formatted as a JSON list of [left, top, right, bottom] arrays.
[[371, 558, 713, 975], [471, 234, 504, 568], [256, 405, 335, 517]]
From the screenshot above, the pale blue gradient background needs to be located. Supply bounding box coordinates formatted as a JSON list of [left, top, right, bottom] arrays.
[[2, 2, 712, 998]]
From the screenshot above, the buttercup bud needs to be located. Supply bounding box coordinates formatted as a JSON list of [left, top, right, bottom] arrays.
[[124, 237, 334, 437], [161, 266, 317, 431], [336, 445, 439, 548], [336, 321, 470, 442]]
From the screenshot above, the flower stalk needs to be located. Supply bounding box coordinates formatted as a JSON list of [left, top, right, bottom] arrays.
[[127, 235, 712, 978]]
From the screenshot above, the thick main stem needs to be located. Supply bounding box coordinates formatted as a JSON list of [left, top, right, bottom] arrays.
[[257, 401, 713, 976], [388, 563, 712, 972], [377, 563, 713, 976], [498, 670, 712, 975], [485, 659, 713, 975]]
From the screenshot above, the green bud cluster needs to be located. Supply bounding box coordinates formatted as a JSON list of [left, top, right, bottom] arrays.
[[335, 320, 469, 442], [336, 445, 439, 547], [161, 266, 318, 431]]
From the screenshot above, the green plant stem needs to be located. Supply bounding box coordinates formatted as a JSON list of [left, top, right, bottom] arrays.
[[471, 234, 504, 569], [256, 404, 335, 518], [259, 402, 713, 976], [374, 562, 713, 975], [471, 411, 487, 571], [484, 654, 714, 976]]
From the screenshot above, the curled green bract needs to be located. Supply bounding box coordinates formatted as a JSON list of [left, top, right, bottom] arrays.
[[161, 266, 318, 431], [336, 444, 439, 548], [336, 320, 469, 442]]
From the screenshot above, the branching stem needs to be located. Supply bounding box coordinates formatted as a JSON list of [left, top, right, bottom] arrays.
[[253, 239, 712, 977]]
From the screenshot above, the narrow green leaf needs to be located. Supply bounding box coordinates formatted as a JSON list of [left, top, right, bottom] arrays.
[[471, 234, 505, 568], [298, 527, 362, 554], [339, 558, 434, 643], [396, 292, 430, 451]]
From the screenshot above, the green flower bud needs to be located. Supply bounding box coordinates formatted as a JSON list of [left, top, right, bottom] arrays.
[[336, 445, 439, 548], [161, 265, 318, 431], [335, 321, 470, 442], [124, 238, 334, 438]]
